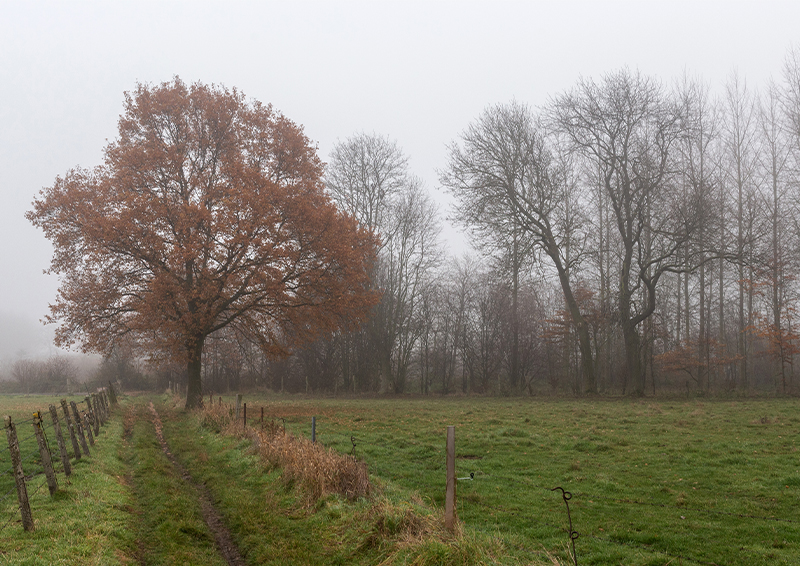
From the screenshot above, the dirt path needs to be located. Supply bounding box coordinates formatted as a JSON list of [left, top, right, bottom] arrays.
[[147, 402, 247, 566]]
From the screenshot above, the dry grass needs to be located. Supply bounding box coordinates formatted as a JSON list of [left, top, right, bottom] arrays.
[[200, 402, 371, 502], [192, 400, 564, 565]]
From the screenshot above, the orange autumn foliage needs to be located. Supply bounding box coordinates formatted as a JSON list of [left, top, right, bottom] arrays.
[[27, 78, 380, 408]]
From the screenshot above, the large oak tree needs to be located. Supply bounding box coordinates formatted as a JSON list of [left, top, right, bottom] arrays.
[[28, 78, 379, 408]]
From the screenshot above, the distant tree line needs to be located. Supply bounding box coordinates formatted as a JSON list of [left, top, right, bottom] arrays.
[[84, 48, 800, 397]]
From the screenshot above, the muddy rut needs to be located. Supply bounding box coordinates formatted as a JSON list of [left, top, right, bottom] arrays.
[[147, 402, 247, 566]]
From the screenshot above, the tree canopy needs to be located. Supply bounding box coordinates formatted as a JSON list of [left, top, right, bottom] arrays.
[[27, 78, 379, 408]]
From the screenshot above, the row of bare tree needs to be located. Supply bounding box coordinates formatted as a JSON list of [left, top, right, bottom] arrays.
[[112, 50, 800, 397]]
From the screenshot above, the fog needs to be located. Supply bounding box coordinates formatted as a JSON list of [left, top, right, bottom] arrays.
[[1, 0, 798, 363]]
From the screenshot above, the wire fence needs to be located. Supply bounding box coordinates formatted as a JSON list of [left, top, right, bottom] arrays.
[[0, 387, 116, 533], [217, 399, 800, 566]]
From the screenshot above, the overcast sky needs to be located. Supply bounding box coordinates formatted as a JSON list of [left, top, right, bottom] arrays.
[[1, 0, 798, 360]]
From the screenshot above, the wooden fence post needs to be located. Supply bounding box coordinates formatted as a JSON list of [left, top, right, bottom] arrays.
[[48, 405, 71, 477], [97, 392, 104, 422], [445, 425, 456, 533], [70, 401, 90, 456], [5, 416, 33, 531], [32, 412, 58, 496], [243, 403, 247, 428], [108, 381, 118, 405], [312, 416, 316, 443], [91, 394, 103, 432], [98, 391, 108, 422], [81, 402, 95, 447], [235, 394, 242, 422], [61, 399, 81, 460], [85, 396, 98, 439]]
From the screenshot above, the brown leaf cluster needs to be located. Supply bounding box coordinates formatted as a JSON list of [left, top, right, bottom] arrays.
[[27, 78, 380, 389]]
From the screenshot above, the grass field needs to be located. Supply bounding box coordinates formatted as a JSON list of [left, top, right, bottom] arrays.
[[0, 392, 797, 565], [217, 394, 800, 565]]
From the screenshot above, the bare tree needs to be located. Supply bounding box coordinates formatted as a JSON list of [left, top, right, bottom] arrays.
[[376, 180, 442, 392], [722, 71, 759, 390], [327, 133, 441, 393], [676, 74, 723, 393], [326, 132, 408, 233], [441, 101, 596, 393], [757, 79, 794, 392], [552, 69, 702, 396]]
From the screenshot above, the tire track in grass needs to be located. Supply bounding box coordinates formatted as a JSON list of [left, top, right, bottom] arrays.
[[122, 403, 146, 566], [148, 402, 247, 566]]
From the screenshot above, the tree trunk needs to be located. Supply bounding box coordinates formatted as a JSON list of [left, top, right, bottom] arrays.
[[554, 266, 596, 394], [185, 335, 205, 409], [623, 320, 644, 396]]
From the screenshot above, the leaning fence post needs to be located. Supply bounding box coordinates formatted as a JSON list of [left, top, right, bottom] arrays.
[[85, 396, 99, 438], [108, 381, 118, 405], [98, 391, 108, 422], [80, 399, 95, 447], [91, 394, 103, 431], [84, 411, 95, 446], [5, 416, 33, 531], [61, 399, 81, 460], [70, 401, 90, 456], [48, 405, 71, 477], [96, 393, 106, 426], [445, 425, 456, 533], [32, 412, 58, 496]]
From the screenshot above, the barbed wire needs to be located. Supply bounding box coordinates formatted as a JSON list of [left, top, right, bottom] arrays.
[[28, 475, 48, 499], [0, 484, 17, 506], [0, 509, 20, 533]]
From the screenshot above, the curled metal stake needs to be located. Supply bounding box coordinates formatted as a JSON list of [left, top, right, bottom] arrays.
[[457, 472, 475, 481], [552, 486, 579, 566], [350, 435, 358, 455]]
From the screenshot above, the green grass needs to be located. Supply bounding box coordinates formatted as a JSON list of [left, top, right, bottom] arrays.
[[0, 393, 796, 565], [0, 398, 136, 565], [210, 394, 800, 565], [122, 399, 228, 566], [159, 396, 514, 565]]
